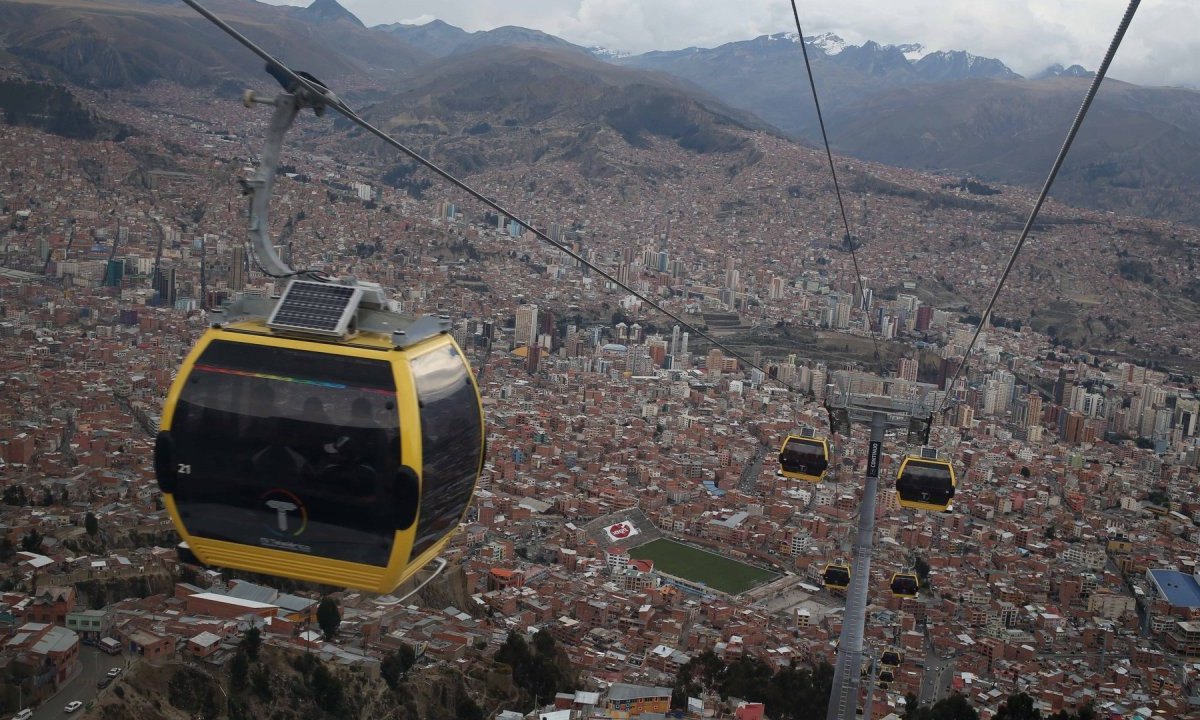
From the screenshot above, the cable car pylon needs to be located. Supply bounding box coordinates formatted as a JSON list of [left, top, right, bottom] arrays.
[[824, 388, 936, 720]]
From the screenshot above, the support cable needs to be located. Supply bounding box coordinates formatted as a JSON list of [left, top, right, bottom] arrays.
[[788, 1, 886, 378], [180, 0, 808, 396], [938, 0, 1141, 412]]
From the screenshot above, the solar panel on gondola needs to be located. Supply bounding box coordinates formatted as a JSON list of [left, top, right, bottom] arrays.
[[267, 280, 362, 337]]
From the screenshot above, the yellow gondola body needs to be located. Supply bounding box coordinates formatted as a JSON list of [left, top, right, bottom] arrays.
[[155, 317, 484, 593], [778, 434, 830, 482], [823, 563, 851, 591], [895, 455, 956, 512], [890, 572, 920, 598], [880, 649, 902, 667]]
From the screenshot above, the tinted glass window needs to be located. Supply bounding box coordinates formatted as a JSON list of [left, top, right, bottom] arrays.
[[410, 344, 483, 557], [169, 339, 400, 566], [780, 440, 827, 476]]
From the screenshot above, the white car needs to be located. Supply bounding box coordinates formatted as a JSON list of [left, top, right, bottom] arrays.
[[64, 701, 83, 713], [107, 667, 122, 678], [13, 709, 33, 720]]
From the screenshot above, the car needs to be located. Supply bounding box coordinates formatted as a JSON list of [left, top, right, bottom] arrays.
[[107, 667, 122, 678], [64, 701, 83, 713], [13, 709, 33, 720], [97, 677, 113, 689]]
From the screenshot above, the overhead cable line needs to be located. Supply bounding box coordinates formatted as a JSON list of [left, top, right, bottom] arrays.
[[938, 0, 1141, 413], [788, 0, 886, 379], [180, 0, 809, 397]]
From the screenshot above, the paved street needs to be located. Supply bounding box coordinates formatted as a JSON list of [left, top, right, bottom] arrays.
[[29, 646, 123, 720]]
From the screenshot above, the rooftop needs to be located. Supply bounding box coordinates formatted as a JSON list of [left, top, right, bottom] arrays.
[[1147, 569, 1200, 609]]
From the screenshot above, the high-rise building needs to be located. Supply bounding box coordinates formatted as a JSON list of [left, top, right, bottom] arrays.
[[898, 357, 919, 382], [153, 267, 177, 306], [229, 245, 246, 292], [514, 304, 538, 347], [670, 325, 681, 356]]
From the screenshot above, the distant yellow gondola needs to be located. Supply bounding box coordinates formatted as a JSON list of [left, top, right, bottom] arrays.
[[156, 284, 485, 593], [890, 572, 920, 598], [823, 562, 851, 591], [881, 649, 902, 667], [895, 450, 956, 512], [778, 429, 830, 482]]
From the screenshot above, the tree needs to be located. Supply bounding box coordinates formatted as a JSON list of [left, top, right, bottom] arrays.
[[995, 692, 1041, 720], [381, 645, 416, 692], [913, 555, 931, 582], [59, 487, 68, 504], [1020, 466, 1031, 478], [316, 597, 340, 640], [85, 511, 99, 536], [242, 627, 261, 661], [20, 529, 42, 552], [229, 651, 249, 692]]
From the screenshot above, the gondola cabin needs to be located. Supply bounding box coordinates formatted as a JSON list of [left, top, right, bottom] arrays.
[[823, 563, 851, 591], [778, 430, 830, 483], [155, 280, 485, 593], [878, 668, 895, 685], [880, 649, 902, 667], [890, 572, 920, 598], [895, 448, 956, 512]]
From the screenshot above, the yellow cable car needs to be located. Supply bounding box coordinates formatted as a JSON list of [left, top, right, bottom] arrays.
[[890, 572, 920, 598], [896, 448, 956, 512], [881, 649, 902, 667], [154, 83, 486, 593], [823, 562, 851, 591], [155, 282, 485, 593], [778, 428, 830, 482]]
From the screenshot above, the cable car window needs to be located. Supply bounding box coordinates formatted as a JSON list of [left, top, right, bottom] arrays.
[[897, 459, 955, 506], [170, 340, 400, 566], [410, 344, 482, 557], [780, 441, 827, 476]]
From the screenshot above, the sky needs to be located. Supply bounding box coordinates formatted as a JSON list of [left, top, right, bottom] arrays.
[[258, 0, 1200, 88]]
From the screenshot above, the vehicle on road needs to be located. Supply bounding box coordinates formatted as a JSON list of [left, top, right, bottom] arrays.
[[97, 677, 113, 689], [64, 701, 83, 713], [107, 667, 122, 678], [13, 709, 33, 720]]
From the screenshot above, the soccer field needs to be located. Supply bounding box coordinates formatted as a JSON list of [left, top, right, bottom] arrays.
[[628, 538, 779, 595]]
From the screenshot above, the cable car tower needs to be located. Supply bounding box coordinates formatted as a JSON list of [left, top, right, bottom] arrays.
[[823, 387, 942, 720]]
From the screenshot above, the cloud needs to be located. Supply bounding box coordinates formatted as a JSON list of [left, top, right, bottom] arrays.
[[258, 0, 1200, 87]]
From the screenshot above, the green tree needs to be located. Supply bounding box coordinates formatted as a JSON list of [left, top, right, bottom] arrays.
[[229, 650, 249, 692], [995, 692, 1040, 720], [0, 536, 14, 562], [310, 664, 343, 713], [1020, 466, 1031, 478], [20, 529, 41, 552], [913, 555, 931, 582], [242, 627, 261, 661], [85, 511, 99, 536], [380, 647, 414, 691], [316, 597, 340, 640], [59, 487, 68, 504]]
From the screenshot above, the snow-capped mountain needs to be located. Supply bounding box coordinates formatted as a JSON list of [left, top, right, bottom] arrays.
[[1033, 63, 1095, 80]]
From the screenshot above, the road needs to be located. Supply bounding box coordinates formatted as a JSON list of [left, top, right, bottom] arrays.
[[915, 630, 955, 706], [917, 652, 956, 706], [29, 646, 121, 720]]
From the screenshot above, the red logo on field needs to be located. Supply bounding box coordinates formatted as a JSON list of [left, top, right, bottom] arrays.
[[609, 522, 632, 539]]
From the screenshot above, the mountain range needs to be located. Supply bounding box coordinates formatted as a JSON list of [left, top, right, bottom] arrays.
[[2, 0, 1199, 224]]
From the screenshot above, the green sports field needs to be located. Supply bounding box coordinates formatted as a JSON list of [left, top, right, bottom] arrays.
[[628, 538, 779, 595]]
